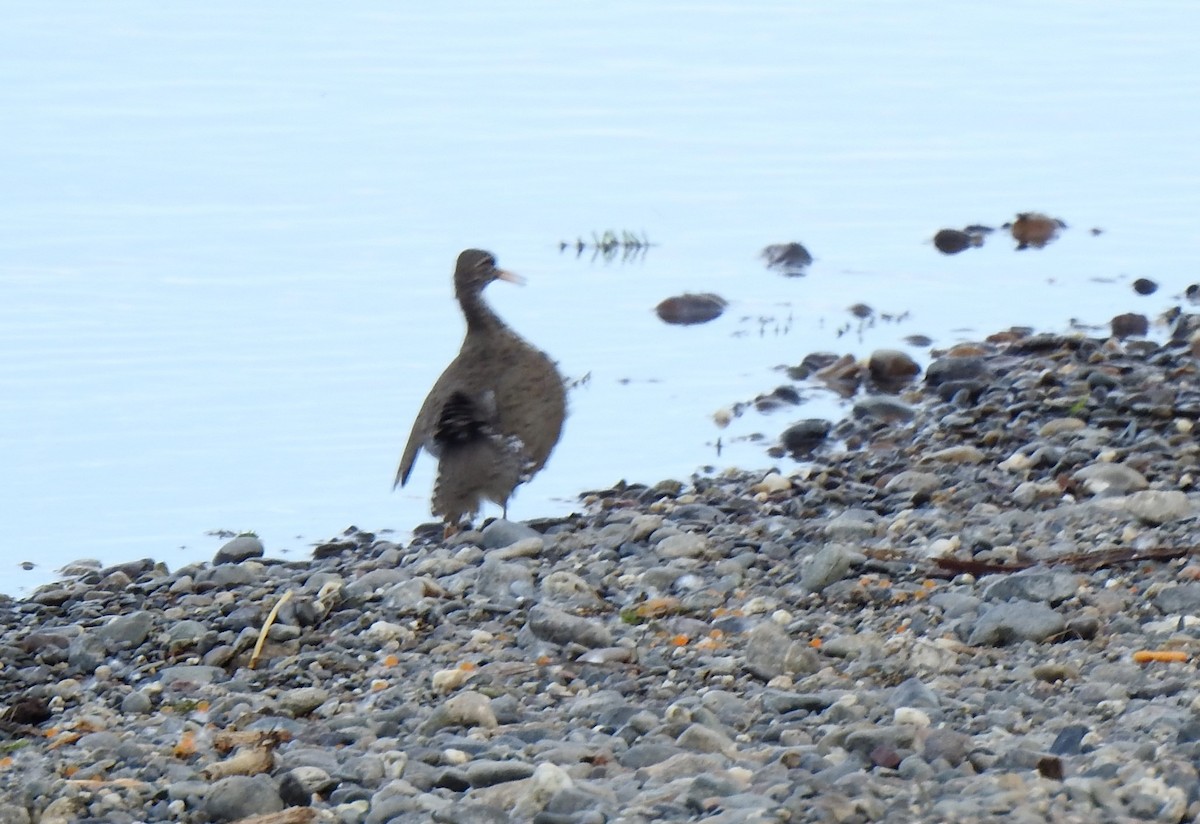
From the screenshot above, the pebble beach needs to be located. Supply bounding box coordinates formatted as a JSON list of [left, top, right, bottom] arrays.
[[4, 315, 1200, 823]]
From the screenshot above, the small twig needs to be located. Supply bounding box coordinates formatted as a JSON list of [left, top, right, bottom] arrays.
[[249, 591, 293, 670]]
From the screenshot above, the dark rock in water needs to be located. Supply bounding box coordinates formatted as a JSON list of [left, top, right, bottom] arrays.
[[761, 242, 813, 274], [853, 396, 917, 423], [1110, 312, 1149, 339], [933, 228, 985, 255], [754, 386, 802, 412], [1009, 212, 1066, 250], [1132, 278, 1158, 296], [814, 354, 863, 397], [904, 334, 934, 347], [848, 303, 873, 319], [781, 419, 831, 454], [786, 351, 843, 380], [655, 293, 727, 326], [867, 349, 921, 386], [925, 355, 990, 387], [1186, 284, 1200, 303]]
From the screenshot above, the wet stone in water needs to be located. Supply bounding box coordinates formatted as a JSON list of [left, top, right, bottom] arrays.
[[655, 293, 728, 326], [761, 241, 813, 274]]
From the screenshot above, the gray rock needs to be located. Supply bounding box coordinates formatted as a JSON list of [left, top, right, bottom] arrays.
[[823, 511, 878, 542], [889, 677, 941, 710], [618, 741, 682, 769], [922, 728, 971, 766], [214, 535, 264, 565], [925, 355, 989, 386], [656, 532, 708, 558], [854, 396, 918, 424], [842, 724, 918, 756], [476, 559, 535, 602], [1073, 463, 1149, 497], [540, 570, 604, 608], [677, 723, 735, 755], [1124, 490, 1193, 525], [98, 610, 154, 648], [204, 775, 283, 821], [158, 665, 227, 687], [67, 631, 106, 674], [208, 563, 256, 588], [278, 686, 329, 717], [527, 605, 612, 649], [981, 569, 1078, 605], [166, 620, 210, 651], [744, 621, 820, 680], [0, 804, 31, 824], [121, 690, 153, 714], [344, 567, 410, 599], [481, 519, 542, 549], [432, 802, 511, 824], [420, 691, 498, 734], [1152, 584, 1200, 614], [968, 600, 1066, 645], [883, 471, 941, 495], [465, 759, 536, 787], [802, 543, 858, 592]]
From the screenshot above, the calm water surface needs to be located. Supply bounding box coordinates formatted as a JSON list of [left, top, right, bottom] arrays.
[[2, 2, 1199, 594]]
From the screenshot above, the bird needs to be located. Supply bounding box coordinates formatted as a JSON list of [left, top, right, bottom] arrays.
[[395, 249, 567, 531]]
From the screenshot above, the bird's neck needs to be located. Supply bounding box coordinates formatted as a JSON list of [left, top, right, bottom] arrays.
[[457, 286, 508, 335]]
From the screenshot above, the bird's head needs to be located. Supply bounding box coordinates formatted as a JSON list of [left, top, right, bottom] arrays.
[[454, 249, 523, 295]]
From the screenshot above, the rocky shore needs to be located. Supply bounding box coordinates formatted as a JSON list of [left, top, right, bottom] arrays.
[[4, 317, 1200, 823]]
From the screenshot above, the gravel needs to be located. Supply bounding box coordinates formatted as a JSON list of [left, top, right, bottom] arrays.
[[4, 323, 1200, 822]]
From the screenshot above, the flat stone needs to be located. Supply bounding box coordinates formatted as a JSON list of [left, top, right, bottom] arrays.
[[527, 604, 613, 649], [1124, 490, 1193, 525], [968, 600, 1066, 646], [204, 775, 283, 822], [98, 610, 154, 648], [981, 569, 1078, 605], [278, 687, 329, 717], [465, 759, 536, 788], [1074, 463, 1149, 496], [481, 519, 542, 549], [656, 532, 708, 559]]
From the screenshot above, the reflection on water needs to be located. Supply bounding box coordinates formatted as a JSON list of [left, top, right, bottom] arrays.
[[2, 2, 1199, 594]]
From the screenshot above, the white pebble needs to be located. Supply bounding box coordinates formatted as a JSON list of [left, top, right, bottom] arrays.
[[893, 706, 931, 727], [443, 748, 469, 765], [431, 667, 474, 692]]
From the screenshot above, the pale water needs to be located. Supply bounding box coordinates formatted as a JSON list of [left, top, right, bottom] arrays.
[[3, 1, 1199, 594]]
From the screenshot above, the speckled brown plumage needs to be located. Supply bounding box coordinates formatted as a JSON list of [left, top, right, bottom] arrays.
[[395, 249, 567, 527]]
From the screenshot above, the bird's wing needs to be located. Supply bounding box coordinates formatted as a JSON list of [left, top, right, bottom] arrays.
[[395, 384, 445, 489]]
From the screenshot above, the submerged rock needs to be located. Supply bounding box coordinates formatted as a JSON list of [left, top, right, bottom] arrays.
[[933, 227, 987, 254], [761, 242, 813, 274], [1009, 211, 1066, 250], [655, 293, 728, 325]]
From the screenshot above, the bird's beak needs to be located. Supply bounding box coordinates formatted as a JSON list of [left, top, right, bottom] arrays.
[[495, 269, 526, 286]]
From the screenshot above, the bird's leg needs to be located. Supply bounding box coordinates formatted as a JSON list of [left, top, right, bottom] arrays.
[[442, 521, 463, 540]]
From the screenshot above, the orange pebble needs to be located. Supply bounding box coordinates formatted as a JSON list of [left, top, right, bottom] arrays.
[[809, 638, 822, 648], [671, 634, 689, 647], [173, 731, 197, 759], [1132, 650, 1188, 664]]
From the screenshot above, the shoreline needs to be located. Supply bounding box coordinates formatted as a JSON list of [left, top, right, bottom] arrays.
[[3, 317, 1200, 822]]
